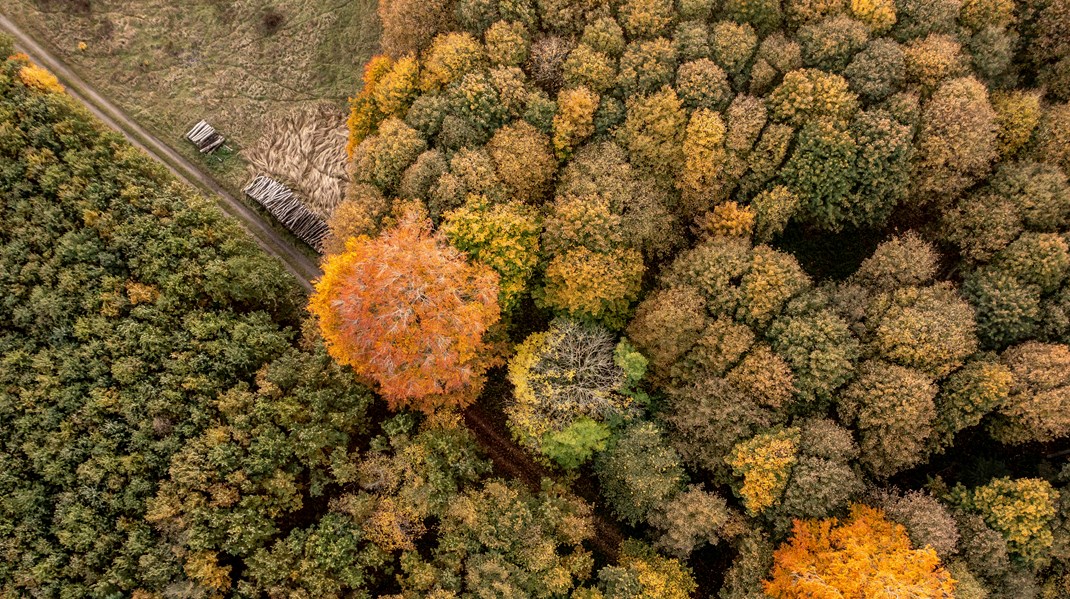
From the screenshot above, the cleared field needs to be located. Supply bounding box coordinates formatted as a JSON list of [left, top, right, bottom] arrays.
[[5, 0, 378, 199]]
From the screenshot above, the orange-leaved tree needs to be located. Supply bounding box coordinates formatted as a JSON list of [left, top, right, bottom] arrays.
[[309, 214, 500, 412], [764, 504, 956, 598]]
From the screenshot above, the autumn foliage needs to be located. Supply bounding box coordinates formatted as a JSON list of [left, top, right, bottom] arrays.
[[764, 504, 956, 598], [309, 215, 500, 411]]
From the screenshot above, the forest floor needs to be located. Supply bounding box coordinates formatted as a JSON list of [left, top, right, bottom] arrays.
[[3, 0, 376, 209]]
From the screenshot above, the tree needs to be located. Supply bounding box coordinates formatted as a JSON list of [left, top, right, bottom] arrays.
[[891, 0, 960, 41], [844, 39, 906, 102], [932, 357, 1014, 449], [768, 69, 859, 126], [553, 86, 599, 159], [837, 360, 938, 477], [581, 17, 626, 56], [554, 141, 682, 260], [352, 117, 428, 194], [737, 122, 796, 197], [949, 477, 1060, 569], [542, 193, 622, 256], [398, 479, 596, 597], [655, 235, 773, 321], [309, 215, 500, 412], [964, 266, 1043, 349], [680, 108, 727, 212], [627, 286, 710, 382], [710, 20, 759, 77], [991, 90, 1042, 157], [912, 77, 998, 204], [595, 422, 686, 525], [440, 197, 541, 312], [781, 118, 858, 231], [619, 0, 675, 38], [662, 376, 789, 481], [988, 342, 1070, 444], [850, 0, 897, 33], [398, 149, 448, 202], [955, 512, 1012, 584], [903, 34, 968, 94], [764, 504, 956, 598], [506, 320, 634, 458], [699, 201, 756, 238], [727, 429, 801, 516], [852, 231, 939, 291], [420, 32, 485, 91], [990, 161, 1070, 232], [322, 184, 389, 255], [485, 20, 531, 67], [722, 0, 784, 34], [378, 0, 454, 56], [877, 490, 961, 560], [752, 185, 802, 241], [769, 419, 865, 532], [768, 291, 860, 402], [870, 283, 979, 378], [674, 20, 712, 62], [430, 148, 505, 218], [562, 44, 618, 92], [969, 24, 1018, 88], [373, 54, 420, 117], [617, 38, 679, 96], [850, 108, 913, 225], [618, 87, 687, 183], [942, 192, 1024, 264], [650, 485, 733, 557], [537, 246, 645, 330], [993, 233, 1070, 293], [542, 417, 613, 469], [241, 509, 387, 598], [536, 0, 613, 36], [486, 121, 555, 203], [751, 33, 803, 95], [596, 540, 697, 598], [737, 245, 812, 328], [798, 16, 870, 73], [1034, 102, 1070, 173]]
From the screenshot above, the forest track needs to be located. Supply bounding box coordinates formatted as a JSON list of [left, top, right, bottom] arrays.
[[0, 11, 322, 290], [464, 403, 625, 561], [2, 11, 630, 563]]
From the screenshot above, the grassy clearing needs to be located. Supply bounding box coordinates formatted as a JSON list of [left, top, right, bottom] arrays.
[[6, 0, 378, 196]]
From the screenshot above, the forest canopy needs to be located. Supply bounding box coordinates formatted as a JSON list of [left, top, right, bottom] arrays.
[[322, 0, 1070, 594], [5, 0, 1070, 594]]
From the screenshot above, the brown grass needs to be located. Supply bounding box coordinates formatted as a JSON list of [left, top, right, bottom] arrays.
[[6, 0, 379, 195]]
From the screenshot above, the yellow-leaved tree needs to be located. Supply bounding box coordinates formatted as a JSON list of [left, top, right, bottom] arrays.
[[764, 504, 956, 598]]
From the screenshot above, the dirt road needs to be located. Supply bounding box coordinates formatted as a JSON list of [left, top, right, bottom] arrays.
[[0, 12, 322, 291]]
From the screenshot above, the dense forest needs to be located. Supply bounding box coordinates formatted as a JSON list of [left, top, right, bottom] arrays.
[[3, 0, 1070, 596]]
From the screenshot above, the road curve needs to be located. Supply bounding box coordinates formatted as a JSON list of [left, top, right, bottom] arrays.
[[0, 11, 322, 291]]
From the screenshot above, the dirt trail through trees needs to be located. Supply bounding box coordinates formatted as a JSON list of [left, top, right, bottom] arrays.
[[464, 402, 625, 561]]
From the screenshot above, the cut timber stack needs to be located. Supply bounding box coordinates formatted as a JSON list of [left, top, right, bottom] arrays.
[[243, 175, 329, 252], [185, 120, 226, 154]]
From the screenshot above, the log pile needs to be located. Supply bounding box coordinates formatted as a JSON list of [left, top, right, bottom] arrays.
[[242, 104, 348, 219], [243, 175, 329, 251], [185, 120, 226, 154]]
